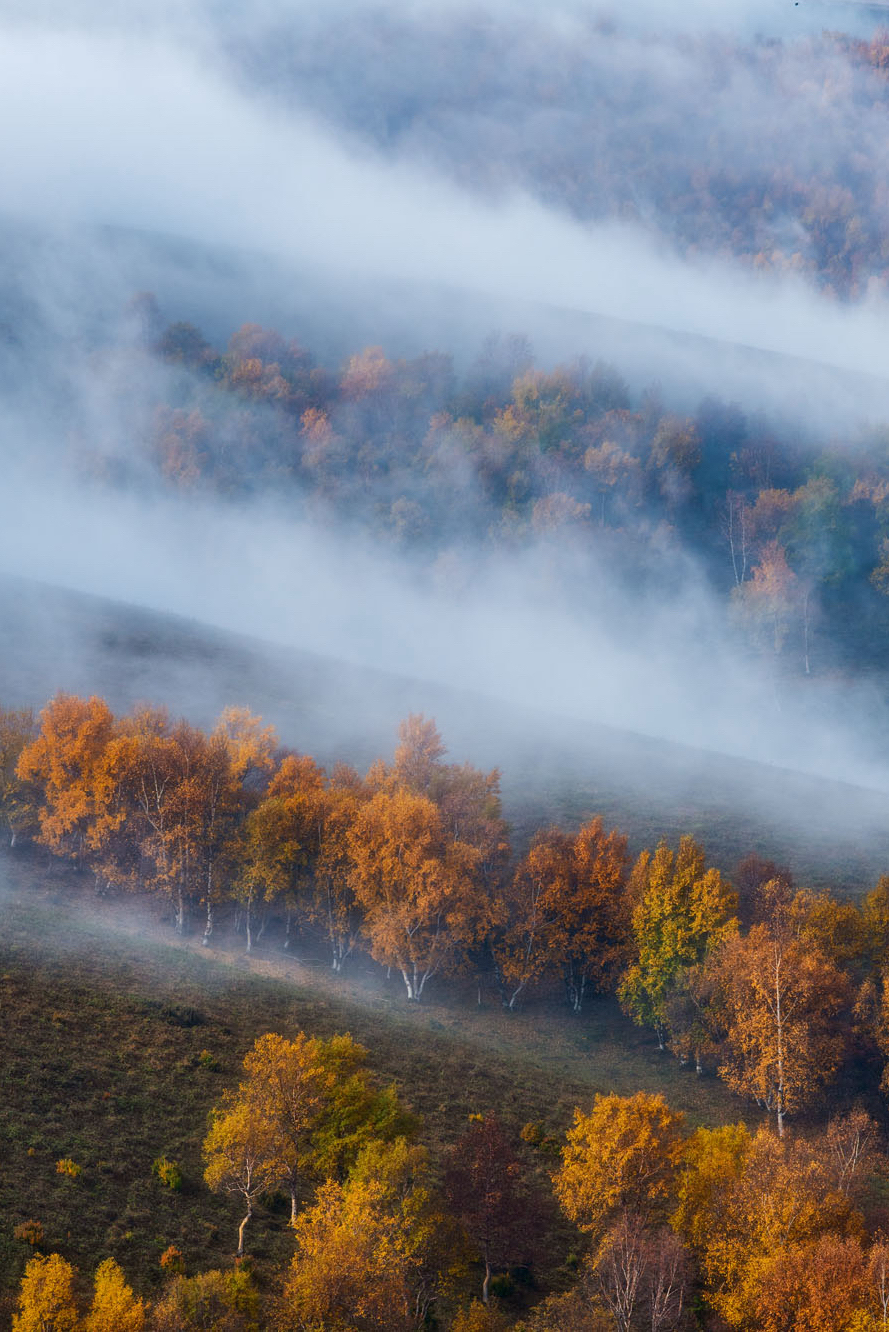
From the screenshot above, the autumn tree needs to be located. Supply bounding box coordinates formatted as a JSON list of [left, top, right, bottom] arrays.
[[233, 793, 304, 952], [305, 1033, 416, 1182], [733, 539, 799, 655], [753, 1234, 870, 1332], [258, 754, 368, 969], [496, 818, 630, 1011], [675, 1126, 860, 1327], [208, 1030, 414, 1242], [151, 1267, 259, 1332], [824, 1107, 882, 1201], [303, 764, 368, 971], [202, 1098, 280, 1255], [237, 1031, 328, 1225], [584, 439, 641, 526], [284, 1138, 462, 1332], [444, 1114, 537, 1304], [100, 704, 274, 935], [12, 1252, 80, 1332], [619, 837, 737, 1049], [390, 715, 509, 889], [593, 1215, 692, 1332], [450, 1302, 513, 1332], [348, 786, 485, 1000], [0, 705, 37, 846], [17, 693, 118, 862], [717, 909, 850, 1135], [554, 1092, 685, 1237], [84, 1258, 145, 1332]]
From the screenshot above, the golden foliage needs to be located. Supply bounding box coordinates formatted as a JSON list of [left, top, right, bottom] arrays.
[[12, 1253, 79, 1332], [554, 1091, 685, 1235]]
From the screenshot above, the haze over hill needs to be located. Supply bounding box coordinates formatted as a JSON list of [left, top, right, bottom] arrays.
[[3, 575, 889, 893], [5, 0, 889, 856]]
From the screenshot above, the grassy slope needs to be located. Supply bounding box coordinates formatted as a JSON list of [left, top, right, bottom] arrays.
[[0, 848, 744, 1316]]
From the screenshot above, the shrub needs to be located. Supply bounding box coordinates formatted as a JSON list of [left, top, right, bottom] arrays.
[[159, 1245, 185, 1274], [152, 1157, 183, 1191], [55, 1158, 81, 1179], [13, 1220, 44, 1246]]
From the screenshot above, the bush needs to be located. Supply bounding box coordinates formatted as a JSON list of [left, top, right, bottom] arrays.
[[159, 1244, 185, 1274], [55, 1158, 81, 1179], [13, 1219, 43, 1246], [152, 1157, 183, 1191]]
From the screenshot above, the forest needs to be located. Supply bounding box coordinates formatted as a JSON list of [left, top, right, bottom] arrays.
[[225, 13, 889, 299], [63, 302, 889, 686], [5, 695, 889, 1328]]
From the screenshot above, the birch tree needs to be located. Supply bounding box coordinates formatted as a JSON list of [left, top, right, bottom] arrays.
[[717, 908, 849, 1136]]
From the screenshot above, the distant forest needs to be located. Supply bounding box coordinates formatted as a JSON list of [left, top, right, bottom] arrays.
[[71, 300, 889, 680], [225, 15, 889, 298]]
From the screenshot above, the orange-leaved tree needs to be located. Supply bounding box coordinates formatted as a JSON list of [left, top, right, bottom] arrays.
[[17, 692, 118, 863], [716, 896, 850, 1135], [494, 817, 630, 1012], [347, 786, 486, 1000]]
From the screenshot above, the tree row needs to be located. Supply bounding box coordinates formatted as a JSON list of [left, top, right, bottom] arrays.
[[5, 695, 889, 1134]]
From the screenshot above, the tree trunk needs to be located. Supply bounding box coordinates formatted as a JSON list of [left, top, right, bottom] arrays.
[[290, 1185, 299, 1227], [482, 1258, 492, 1306], [237, 1202, 252, 1257], [202, 896, 213, 947], [284, 908, 293, 952], [245, 896, 254, 954], [175, 884, 186, 935]]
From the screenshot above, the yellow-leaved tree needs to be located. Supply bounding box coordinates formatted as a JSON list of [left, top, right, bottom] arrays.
[[12, 1252, 80, 1332], [674, 1124, 861, 1328], [348, 786, 485, 1001], [205, 1030, 414, 1244], [83, 1258, 145, 1332], [285, 1138, 463, 1332], [619, 836, 737, 1050], [202, 1099, 280, 1255], [554, 1091, 685, 1237]]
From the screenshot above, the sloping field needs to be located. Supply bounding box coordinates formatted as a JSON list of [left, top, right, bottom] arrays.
[[0, 847, 744, 1315]]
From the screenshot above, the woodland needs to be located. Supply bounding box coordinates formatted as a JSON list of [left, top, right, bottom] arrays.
[[64, 299, 889, 687], [12, 5, 889, 1332], [5, 700, 889, 1328]]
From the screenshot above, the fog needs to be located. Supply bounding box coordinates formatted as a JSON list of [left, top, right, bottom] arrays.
[[6, 19, 889, 382], [4, 0, 889, 864]]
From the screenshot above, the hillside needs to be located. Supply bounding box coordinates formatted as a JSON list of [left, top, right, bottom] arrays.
[[0, 844, 744, 1317], [3, 575, 889, 893]]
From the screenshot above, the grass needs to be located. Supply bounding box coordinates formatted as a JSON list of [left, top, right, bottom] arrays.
[[0, 847, 748, 1318]]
